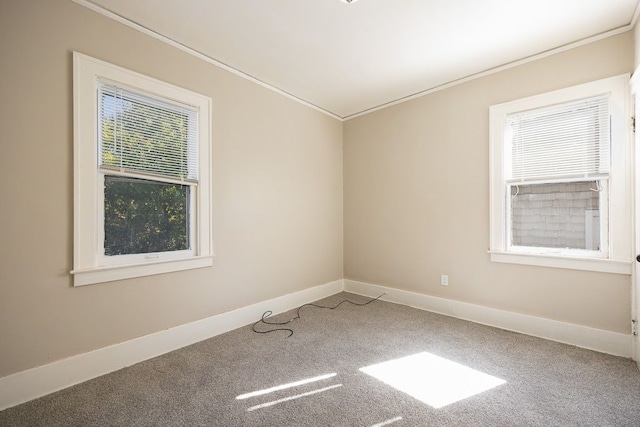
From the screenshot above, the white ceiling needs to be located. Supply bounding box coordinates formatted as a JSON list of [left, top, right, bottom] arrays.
[[84, 0, 640, 120]]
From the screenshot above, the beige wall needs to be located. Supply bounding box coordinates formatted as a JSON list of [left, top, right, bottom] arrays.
[[344, 32, 634, 334], [0, 0, 343, 377], [0, 0, 635, 380], [635, 23, 640, 69]]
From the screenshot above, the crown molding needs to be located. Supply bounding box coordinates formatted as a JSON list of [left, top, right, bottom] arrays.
[[71, 0, 344, 122]]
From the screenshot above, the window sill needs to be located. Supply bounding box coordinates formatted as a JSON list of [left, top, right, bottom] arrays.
[[71, 256, 214, 286], [489, 251, 631, 275]]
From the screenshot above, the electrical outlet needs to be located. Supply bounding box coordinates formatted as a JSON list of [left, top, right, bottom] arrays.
[[440, 274, 448, 286]]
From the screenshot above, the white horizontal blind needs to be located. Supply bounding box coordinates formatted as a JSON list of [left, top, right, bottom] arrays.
[[98, 80, 198, 182], [506, 94, 610, 182]]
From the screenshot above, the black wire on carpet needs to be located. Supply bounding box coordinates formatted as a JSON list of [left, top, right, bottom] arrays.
[[252, 293, 386, 338]]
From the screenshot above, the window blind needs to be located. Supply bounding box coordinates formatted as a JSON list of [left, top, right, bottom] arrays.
[[98, 80, 198, 182], [506, 94, 610, 183]]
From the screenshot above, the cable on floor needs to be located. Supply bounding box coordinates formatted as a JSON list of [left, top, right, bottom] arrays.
[[252, 293, 386, 338]]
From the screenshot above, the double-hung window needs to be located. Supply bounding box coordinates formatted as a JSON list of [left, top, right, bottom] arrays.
[[489, 74, 631, 274], [72, 53, 213, 286]]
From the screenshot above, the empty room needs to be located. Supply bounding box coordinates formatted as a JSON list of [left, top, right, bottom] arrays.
[[1, 0, 640, 425]]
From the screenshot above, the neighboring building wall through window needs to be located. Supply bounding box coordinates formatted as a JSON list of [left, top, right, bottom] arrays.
[[510, 181, 600, 251]]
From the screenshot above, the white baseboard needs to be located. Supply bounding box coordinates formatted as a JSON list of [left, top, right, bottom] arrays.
[[0, 279, 343, 411], [344, 279, 632, 358], [2, 277, 631, 411]]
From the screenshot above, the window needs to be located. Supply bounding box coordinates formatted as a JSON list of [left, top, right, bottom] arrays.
[[489, 74, 631, 274], [72, 53, 213, 286]]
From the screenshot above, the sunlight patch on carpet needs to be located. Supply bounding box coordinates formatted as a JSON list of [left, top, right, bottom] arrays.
[[360, 352, 506, 408], [246, 384, 343, 412], [370, 416, 403, 426], [236, 373, 337, 400]]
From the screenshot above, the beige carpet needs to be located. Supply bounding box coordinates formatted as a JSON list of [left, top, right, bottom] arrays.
[[1, 292, 639, 426]]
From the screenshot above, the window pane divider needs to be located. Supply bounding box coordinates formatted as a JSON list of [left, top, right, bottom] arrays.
[[506, 174, 608, 186], [99, 166, 198, 186]]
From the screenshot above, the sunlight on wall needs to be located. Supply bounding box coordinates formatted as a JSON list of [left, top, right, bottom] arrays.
[[360, 352, 506, 408]]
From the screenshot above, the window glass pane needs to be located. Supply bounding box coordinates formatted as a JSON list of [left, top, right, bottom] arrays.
[[507, 95, 610, 181], [104, 175, 190, 256], [99, 84, 198, 181], [510, 181, 601, 250]]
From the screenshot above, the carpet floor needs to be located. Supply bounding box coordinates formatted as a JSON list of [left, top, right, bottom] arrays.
[[1, 292, 639, 426]]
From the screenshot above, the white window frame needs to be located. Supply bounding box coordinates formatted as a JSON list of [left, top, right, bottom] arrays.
[[489, 74, 632, 274], [72, 52, 214, 286]]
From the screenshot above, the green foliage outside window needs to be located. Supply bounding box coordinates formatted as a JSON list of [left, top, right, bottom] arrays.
[[100, 92, 193, 256], [104, 177, 189, 255]]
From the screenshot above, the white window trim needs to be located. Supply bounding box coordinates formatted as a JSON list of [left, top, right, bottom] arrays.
[[489, 74, 632, 274], [72, 52, 214, 286]]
